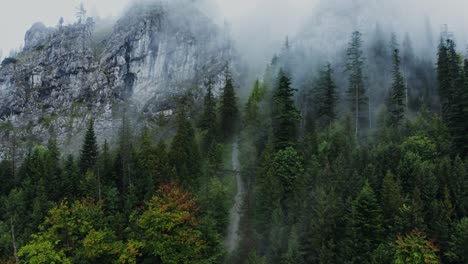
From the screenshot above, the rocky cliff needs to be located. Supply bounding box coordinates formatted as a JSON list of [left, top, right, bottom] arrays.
[[0, 0, 231, 158]]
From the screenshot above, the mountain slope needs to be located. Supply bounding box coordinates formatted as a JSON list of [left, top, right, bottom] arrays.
[[0, 0, 231, 157]]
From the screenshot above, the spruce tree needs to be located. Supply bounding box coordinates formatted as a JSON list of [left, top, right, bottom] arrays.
[[273, 70, 300, 150], [200, 80, 219, 152], [437, 37, 467, 156], [219, 69, 239, 140], [389, 47, 406, 126], [200, 79, 217, 132], [381, 171, 403, 229], [345, 31, 368, 139], [62, 155, 80, 199], [244, 80, 266, 126], [437, 38, 451, 116], [79, 119, 98, 174], [313, 63, 338, 128], [98, 140, 113, 186], [46, 136, 62, 201], [169, 107, 201, 189], [352, 181, 384, 264], [461, 59, 468, 156]]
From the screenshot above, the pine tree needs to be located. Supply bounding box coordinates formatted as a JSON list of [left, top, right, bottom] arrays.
[[62, 155, 80, 200], [313, 63, 338, 128], [352, 181, 384, 264], [446, 217, 468, 263], [98, 140, 114, 186], [461, 59, 468, 156], [200, 79, 217, 132], [303, 187, 338, 264], [255, 144, 281, 246], [389, 47, 406, 126], [244, 80, 266, 126], [200, 80, 219, 153], [437, 38, 467, 156], [79, 119, 98, 174], [345, 31, 368, 139], [381, 171, 403, 229], [169, 107, 201, 189], [219, 69, 239, 140], [273, 70, 300, 150], [118, 111, 134, 193], [272, 147, 304, 223], [46, 136, 62, 201]]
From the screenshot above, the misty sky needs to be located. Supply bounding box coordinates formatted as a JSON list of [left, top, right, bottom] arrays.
[[0, 0, 317, 59], [1, 0, 468, 67]]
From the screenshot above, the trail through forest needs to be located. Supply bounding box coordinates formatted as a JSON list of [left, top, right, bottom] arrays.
[[225, 141, 244, 253]]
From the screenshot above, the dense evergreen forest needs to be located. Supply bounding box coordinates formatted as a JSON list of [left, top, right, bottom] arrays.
[[0, 28, 468, 264]]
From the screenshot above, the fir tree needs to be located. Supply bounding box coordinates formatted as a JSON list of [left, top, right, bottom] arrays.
[[244, 80, 266, 126], [46, 136, 62, 201], [169, 107, 201, 189], [200, 80, 219, 152], [273, 70, 300, 150], [437, 38, 467, 156], [446, 217, 468, 263], [200, 79, 217, 132], [389, 47, 406, 126], [219, 68, 239, 140], [79, 119, 98, 174], [381, 171, 403, 229], [62, 155, 80, 200], [352, 181, 384, 264], [313, 63, 338, 128], [98, 140, 114, 186], [345, 31, 368, 139]]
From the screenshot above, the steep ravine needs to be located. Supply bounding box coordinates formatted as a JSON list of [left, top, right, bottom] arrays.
[[225, 141, 244, 253]]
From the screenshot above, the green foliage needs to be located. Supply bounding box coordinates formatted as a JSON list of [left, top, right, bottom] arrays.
[[352, 181, 384, 264], [272, 147, 304, 220], [345, 31, 368, 139], [273, 70, 301, 150], [437, 38, 468, 157], [446, 217, 468, 263], [244, 80, 267, 126], [134, 184, 218, 264], [18, 199, 129, 263], [79, 119, 99, 174], [169, 107, 201, 189], [394, 230, 440, 264], [381, 171, 404, 229], [389, 47, 406, 126], [200, 80, 219, 151], [312, 63, 338, 128], [220, 69, 239, 140], [19, 240, 71, 264]]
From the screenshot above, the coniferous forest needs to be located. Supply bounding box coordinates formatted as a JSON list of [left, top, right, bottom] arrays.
[[1, 2, 468, 264]]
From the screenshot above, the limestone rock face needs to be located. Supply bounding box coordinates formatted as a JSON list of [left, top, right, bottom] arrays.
[[0, 1, 231, 158]]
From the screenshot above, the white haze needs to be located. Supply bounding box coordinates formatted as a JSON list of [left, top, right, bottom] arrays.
[[1, 0, 468, 72]]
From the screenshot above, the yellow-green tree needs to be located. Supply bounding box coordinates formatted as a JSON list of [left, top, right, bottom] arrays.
[[394, 230, 440, 264]]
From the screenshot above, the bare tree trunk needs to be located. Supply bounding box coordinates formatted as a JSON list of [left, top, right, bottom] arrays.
[[10, 218, 19, 264]]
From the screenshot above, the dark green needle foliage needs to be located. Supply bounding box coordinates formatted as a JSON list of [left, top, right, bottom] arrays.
[[79, 119, 99, 174]]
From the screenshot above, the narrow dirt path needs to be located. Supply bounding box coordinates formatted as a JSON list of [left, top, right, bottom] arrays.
[[224, 141, 244, 253]]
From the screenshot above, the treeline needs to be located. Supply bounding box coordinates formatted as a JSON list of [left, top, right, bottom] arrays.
[[0, 69, 240, 263], [235, 31, 468, 264], [0, 28, 468, 264]]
